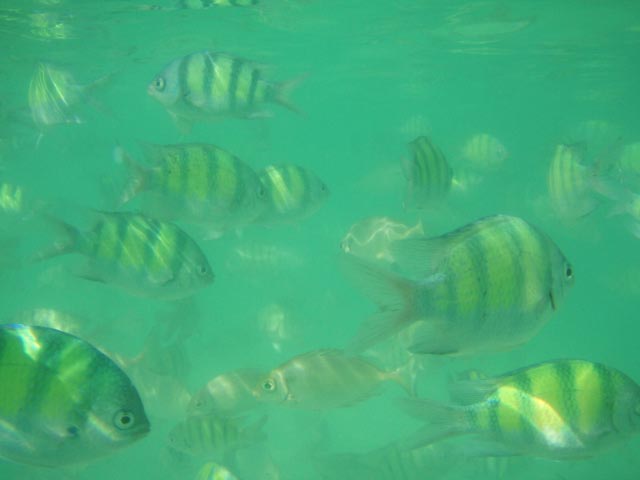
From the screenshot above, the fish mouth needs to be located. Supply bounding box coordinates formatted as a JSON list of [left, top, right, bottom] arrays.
[[549, 290, 556, 311]]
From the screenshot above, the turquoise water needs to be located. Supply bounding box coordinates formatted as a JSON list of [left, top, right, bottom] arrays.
[[1, 0, 640, 478]]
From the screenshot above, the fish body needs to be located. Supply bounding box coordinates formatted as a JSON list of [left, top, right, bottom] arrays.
[[340, 216, 424, 265], [36, 211, 214, 300], [117, 143, 266, 232], [180, 0, 257, 7], [188, 368, 265, 417], [168, 413, 266, 457], [254, 349, 413, 409], [345, 215, 573, 354], [403, 136, 452, 209], [0, 324, 149, 467], [195, 461, 239, 480], [255, 164, 329, 224], [460, 133, 508, 171], [547, 143, 599, 219], [400, 360, 640, 459], [28, 63, 85, 127], [148, 51, 300, 127]]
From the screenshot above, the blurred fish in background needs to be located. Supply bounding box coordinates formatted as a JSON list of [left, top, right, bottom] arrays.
[[257, 302, 301, 353], [459, 133, 508, 172], [254, 164, 329, 225], [180, 0, 258, 8], [194, 461, 240, 480], [402, 136, 452, 209], [0, 324, 150, 467], [116, 143, 266, 236], [148, 51, 303, 131]]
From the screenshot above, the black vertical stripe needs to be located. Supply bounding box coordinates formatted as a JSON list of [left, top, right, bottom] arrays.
[[227, 58, 243, 111], [202, 53, 214, 107], [247, 68, 260, 107], [178, 54, 192, 101]]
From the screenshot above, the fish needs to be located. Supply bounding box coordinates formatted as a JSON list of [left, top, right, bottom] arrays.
[[10, 308, 87, 338], [195, 461, 240, 480], [459, 133, 508, 171], [402, 136, 452, 209], [0, 324, 150, 467], [116, 143, 266, 234], [180, 0, 258, 7], [168, 413, 267, 457], [254, 164, 329, 224], [148, 51, 302, 130], [33, 210, 214, 300], [340, 216, 424, 265], [614, 141, 640, 191], [343, 214, 574, 354], [257, 302, 301, 353], [547, 143, 600, 219], [399, 359, 640, 459], [188, 368, 265, 418], [253, 349, 415, 410]]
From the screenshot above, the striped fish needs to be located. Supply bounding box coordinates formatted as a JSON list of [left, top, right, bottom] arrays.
[[547, 143, 599, 219], [400, 360, 640, 459], [168, 413, 266, 457], [195, 461, 240, 480], [116, 143, 266, 233], [255, 164, 329, 224], [148, 51, 301, 129], [343, 215, 574, 354], [254, 349, 415, 410], [403, 136, 452, 209], [179, 0, 258, 8], [0, 324, 149, 466], [460, 133, 508, 171], [34, 211, 214, 300]]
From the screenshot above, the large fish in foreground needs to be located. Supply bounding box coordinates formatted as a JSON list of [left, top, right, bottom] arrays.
[[399, 359, 640, 459], [34, 210, 214, 300], [343, 215, 573, 354], [0, 324, 150, 467], [148, 51, 302, 129]]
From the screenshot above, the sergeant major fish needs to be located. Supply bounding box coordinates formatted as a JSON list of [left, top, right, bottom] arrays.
[[116, 143, 266, 234], [148, 51, 302, 130], [34, 211, 214, 300], [0, 324, 149, 467], [399, 359, 640, 459], [254, 349, 415, 410], [403, 136, 452, 209], [343, 215, 573, 354]]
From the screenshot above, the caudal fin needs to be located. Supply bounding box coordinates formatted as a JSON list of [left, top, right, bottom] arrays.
[[340, 255, 423, 353], [114, 145, 148, 206], [31, 215, 81, 263], [273, 74, 307, 115]]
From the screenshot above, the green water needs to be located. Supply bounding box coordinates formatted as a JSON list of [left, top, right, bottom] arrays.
[[1, 0, 639, 478]]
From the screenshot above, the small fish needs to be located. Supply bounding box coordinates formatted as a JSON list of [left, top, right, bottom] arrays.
[[34, 211, 214, 300], [399, 360, 640, 459], [116, 143, 266, 233], [148, 51, 302, 129], [195, 461, 240, 480], [547, 143, 600, 219], [257, 302, 299, 353], [0, 324, 150, 467], [255, 164, 329, 224], [180, 0, 258, 8], [403, 136, 452, 209], [343, 215, 574, 354], [168, 413, 267, 457], [459, 133, 508, 171], [225, 241, 306, 275], [254, 349, 415, 410], [615, 141, 640, 191], [340, 216, 424, 265], [188, 368, 265, 418]]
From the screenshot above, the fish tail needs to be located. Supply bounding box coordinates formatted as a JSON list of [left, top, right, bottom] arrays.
[[396, 397, 470, 450], [31, 215, 81, 263], [238, 414, 268, 448], [341, 255, 423, 353], [272, 73, 307, 115], [114, 145, 148, 206]]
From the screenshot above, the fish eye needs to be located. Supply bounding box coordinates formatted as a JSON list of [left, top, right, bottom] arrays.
[[257, 186, 266, 198], [113, 410, 135, 430], [66, 425, 79, 437], [565, 264, 573, 279], [262, 379, 275, 392], [153, 76, 166, 92], [198, 265, 208, 276]]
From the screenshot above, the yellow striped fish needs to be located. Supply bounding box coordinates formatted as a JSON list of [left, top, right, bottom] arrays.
[[460, 133, 508, 171], [253, 349, 415, 410], [402, 136, 452, 209], [34, 211, 214, 300], [195, 461, 239, 480], [400, 360, 640, 459], [343, 215, 573, 354], [0, 324, 149, 466], [547, 143, 599, 219], [148, 51, 301, 129], [180, 0, 257, 7], [255, 164, 329, 224], [116, 143, 266, 233]]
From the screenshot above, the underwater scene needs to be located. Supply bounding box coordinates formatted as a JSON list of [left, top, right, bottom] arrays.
[[1, 0, 640, 479]]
